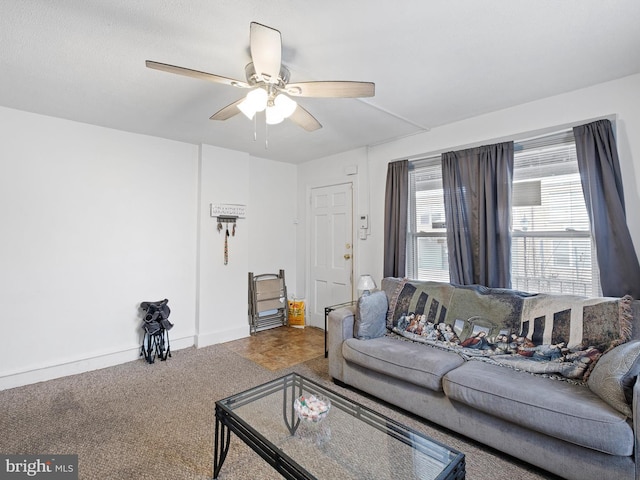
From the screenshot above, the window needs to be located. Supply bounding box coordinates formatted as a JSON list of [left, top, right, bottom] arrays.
[[406, 131, 601, 296], [511, 131, 599, 295], [407, 156, 448, 282]]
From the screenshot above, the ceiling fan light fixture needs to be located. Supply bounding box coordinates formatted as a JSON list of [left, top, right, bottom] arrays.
[[265, 106, 285, 125], [238, 87, 268, 119], [273, 93, 297, 118], [237, 100, 257, 120]]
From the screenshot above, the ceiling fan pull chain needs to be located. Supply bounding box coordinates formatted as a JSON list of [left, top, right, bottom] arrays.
[[253, 114, 257, 141]]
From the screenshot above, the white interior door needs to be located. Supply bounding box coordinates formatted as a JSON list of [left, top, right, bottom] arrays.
[[308, 183, 354, 329]]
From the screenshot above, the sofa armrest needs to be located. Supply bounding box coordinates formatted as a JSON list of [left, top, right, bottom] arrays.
[[328, 306, 356, 382], [633, 375, 640, 480]]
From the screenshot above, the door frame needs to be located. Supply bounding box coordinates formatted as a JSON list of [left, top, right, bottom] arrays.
[[305, 180, 358, 329]]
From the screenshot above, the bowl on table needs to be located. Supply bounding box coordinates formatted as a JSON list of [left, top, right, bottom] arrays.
[[294, 394, 331, 423]]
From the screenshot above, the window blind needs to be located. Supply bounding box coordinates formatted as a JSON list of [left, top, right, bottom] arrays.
[[511, 131, 598, 295], [407, 156, 449, 281]]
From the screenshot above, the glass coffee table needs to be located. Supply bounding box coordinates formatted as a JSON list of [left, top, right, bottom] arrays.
[[213, 373, 464, 479]]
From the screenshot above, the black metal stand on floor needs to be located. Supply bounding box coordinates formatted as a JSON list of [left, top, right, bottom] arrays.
[[324, 300, 356, 358]]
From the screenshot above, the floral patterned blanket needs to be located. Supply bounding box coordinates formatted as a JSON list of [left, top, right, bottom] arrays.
[[387, 280, 632, 380]]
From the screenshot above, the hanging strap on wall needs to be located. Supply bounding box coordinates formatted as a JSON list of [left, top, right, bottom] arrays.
[[224, 225, 229, 265], [217, 216, 236, 265]]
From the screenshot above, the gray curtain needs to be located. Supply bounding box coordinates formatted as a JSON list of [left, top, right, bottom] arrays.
[[574, 119, 640, 298], [442, 142, 514, 288], [383, 160, 408, 278]]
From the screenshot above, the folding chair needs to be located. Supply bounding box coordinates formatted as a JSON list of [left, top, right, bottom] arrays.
[[248, 269, 288, 334]]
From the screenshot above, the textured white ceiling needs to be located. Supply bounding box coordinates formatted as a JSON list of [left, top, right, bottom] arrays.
[[2, 0, 640, 163]]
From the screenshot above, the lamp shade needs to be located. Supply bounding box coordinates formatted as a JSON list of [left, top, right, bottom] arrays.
[[238, 88, 268, 119], [265, 105, 285, 125], [273, 93, 297, 118], [357, 274, 376, 295]]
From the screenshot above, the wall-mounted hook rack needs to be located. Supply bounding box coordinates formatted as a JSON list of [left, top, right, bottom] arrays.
[[216, 216, 237, 224], [210, 203, 246, 219]]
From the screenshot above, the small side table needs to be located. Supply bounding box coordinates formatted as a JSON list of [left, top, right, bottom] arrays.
[[324, 300, 357, 358]]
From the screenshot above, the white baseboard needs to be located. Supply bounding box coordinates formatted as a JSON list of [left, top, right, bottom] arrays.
[[0, 336, 195, 391], [195, 326, 248, 348]]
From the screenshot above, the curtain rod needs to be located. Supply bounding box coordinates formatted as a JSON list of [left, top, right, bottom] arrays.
[[398, 114, 617, 164]]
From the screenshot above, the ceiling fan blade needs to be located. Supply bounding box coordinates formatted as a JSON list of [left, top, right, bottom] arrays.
[[146, 60, 250, 88], [289, 105, 322, 132], [286, 81, 375, 98], [250, 22, 282, 84], [210, 98, 244, 121]]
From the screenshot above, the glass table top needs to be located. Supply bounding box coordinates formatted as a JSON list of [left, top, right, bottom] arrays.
[[215, 373, 464, 480]]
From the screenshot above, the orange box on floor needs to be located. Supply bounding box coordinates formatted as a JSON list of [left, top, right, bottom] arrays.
[[288, 299, 305, 328]]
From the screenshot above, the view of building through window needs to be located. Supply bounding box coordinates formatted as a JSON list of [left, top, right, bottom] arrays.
[[407, 132, 601, 296]]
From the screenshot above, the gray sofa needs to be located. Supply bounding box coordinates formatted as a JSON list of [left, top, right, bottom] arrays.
[[328, 277, 640, 480]]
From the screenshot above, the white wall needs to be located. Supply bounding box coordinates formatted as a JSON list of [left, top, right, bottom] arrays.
[[0, 106, 199, 389], [297, 73, 640, 292], [196, 145, 250, 346], [247, 158, 297, 294], [195, 145, 297, 346], [0, 107, 298, 390]]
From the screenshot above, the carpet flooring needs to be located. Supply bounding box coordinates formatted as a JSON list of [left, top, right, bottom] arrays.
[[0, 342, 560, 479]]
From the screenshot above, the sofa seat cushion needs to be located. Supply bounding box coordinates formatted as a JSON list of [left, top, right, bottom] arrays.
[[342, 336, 465, 392], [443, 361, 633, 456]]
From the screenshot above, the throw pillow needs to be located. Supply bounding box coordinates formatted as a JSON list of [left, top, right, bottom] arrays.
[[354, 291, 388, 340], [587, 340, 640, 417]]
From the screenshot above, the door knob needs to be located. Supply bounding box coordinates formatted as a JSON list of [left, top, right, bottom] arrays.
[[344, 254, 351, 260]]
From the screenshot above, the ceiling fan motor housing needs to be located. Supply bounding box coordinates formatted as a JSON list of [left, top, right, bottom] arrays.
[[245, 62, 290, 89]]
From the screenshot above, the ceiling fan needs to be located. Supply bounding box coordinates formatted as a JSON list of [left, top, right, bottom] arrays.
[[146, 22, 375, 132]]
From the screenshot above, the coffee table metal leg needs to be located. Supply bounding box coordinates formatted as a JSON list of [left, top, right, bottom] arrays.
[[213, 410, 231, 480], [282, 376, 301, 435]]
